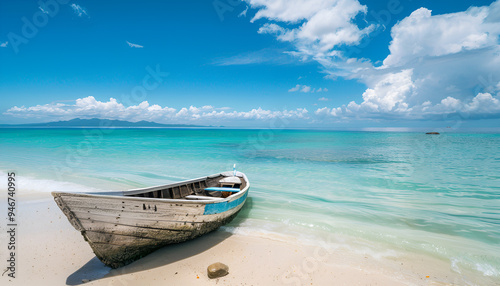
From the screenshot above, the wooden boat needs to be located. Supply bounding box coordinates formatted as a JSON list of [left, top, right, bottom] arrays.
[[52, 170, 250, 268]]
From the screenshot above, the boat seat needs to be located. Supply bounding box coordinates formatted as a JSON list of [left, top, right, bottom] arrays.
[[219, 177, 241, 184], [214, 177, 242, 198], [185, 195, 224, 201]]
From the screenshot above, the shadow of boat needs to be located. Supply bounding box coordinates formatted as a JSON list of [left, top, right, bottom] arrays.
[[66, 197, 253, 285]]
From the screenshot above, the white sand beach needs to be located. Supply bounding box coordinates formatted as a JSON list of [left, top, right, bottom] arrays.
[[2, 191, 493, 286]]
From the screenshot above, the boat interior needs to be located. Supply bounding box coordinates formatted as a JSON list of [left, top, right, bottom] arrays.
[[125, 174, 246, 201]]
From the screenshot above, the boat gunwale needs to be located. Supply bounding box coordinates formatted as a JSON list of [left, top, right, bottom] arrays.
[[51, 171, 250, 206]]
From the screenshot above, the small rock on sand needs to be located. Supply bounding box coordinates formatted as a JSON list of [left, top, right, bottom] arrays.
[[207, 262, 229, 279]]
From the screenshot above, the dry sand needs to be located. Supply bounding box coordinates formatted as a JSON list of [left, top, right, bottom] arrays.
[[1, 193, 492, 286]]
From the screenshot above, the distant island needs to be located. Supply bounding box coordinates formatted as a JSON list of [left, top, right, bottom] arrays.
[[0, 118, 207, 128]]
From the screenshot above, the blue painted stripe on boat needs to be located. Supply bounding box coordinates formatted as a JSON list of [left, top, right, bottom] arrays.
[[203, 191, 248, 215], [205, 187, 240, 192]]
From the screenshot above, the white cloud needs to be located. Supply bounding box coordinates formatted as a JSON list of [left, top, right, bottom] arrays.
[[70, 4, 88, 17], [314, 69, 417, 118], [315, 1, 500, 121], [4, 96, 309, 123], [0, 41, 8, 48], [213, 48, 294, 66], [464, 92, 500, 114], [357, 69, 415, 113], [382, 6, 500, 68], [433, 96, 462, 113], [295, 2, 375, 52], [288, 84, 301, 92], [315, 68, 500, 120], [316, 91, 500, 120], [246, 1, 500, 122], [7, 103, 68, 117], [417, 92, 500, 118], [381, 2, 500, 100], [249, 0, 355, 23], [249, 0, 376, 59], [289, 84, 328, 93], [315, 107, 330, 116], [126, 41, 144, 48], [7, 93, 500, 125], [318, 97, 329, 101], [199, 107, 309, 120], [257, 23, 284, 34], [315, 106, 342, 117], [300, 85, 311, 93]]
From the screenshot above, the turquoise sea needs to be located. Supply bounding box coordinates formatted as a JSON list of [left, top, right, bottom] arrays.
[[1, 128, 499, 282]]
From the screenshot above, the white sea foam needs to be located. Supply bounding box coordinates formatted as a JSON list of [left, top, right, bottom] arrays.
[[451, 256, 500, 278], [0, 170, 111, 194], [221, 219, 401, 261], [475, 263, 500, 277]]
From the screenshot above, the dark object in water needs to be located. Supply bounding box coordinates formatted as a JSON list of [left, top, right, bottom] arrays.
[[426, 132, 440, 135]]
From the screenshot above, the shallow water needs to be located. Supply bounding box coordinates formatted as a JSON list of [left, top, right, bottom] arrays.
[[1, 128, 499, 280]]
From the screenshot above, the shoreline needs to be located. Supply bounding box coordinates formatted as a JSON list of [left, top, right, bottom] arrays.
[[1, 193, 497, 285]]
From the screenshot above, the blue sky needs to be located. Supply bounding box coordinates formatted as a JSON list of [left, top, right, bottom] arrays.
[[1, 0, 499, 128]]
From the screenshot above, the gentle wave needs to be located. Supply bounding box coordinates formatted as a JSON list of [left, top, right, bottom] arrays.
[[0, 170, 112, 194]]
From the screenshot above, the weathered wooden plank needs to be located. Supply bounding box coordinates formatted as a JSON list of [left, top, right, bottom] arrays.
[[77, 202, 243, 230], [60, 191, 246, 226], [173, 187, 181, 199], [179, 185, 187, 198], [161, 189, 170, 199], [79, 219, 192, 240], [71, 208, 205, 225], [84, 226, 192, 243], [59, 195, 204, 214], [185, 195, 223, 201], [85, 230, 162, 246], [77, 215, 206, 231], [54, 196, 86, 232], [89, 242, 174, 269], [67, 202, 204, 217]]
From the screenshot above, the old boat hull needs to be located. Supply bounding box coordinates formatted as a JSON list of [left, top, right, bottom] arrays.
[[52, 171, 249, 268]]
